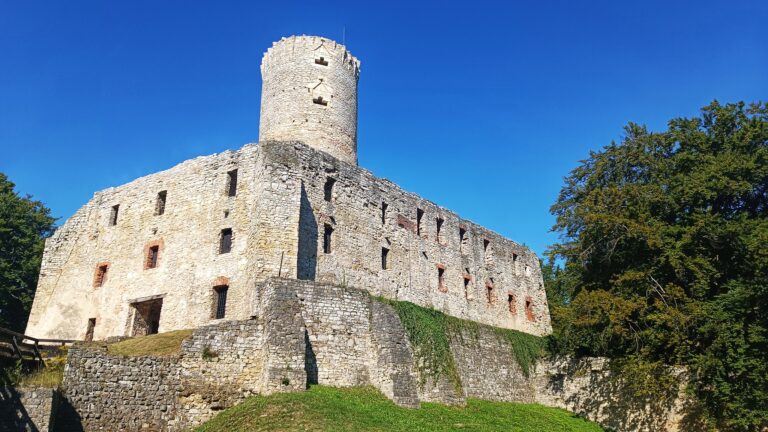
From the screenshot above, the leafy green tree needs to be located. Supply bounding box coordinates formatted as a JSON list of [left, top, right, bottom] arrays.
[[0, 173, 56, 332], [547, 101, 767, 431]]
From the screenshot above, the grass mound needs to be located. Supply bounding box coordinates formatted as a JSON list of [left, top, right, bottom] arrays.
[[107, 329, 193, 357], [196, 386, 604, 432]]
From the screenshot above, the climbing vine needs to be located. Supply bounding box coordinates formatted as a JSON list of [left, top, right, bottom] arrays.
[[376, 297, 546, 393]]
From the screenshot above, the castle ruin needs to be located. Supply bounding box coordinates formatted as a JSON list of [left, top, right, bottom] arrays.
[[25, 35, 552, 342]]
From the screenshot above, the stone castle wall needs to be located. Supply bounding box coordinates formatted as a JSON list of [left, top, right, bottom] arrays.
[[259, 36, 360, 165], [54, 279, 696, 432], [0, 386, 59, 432], [26, 145, 265, 341], [27, 140, 550, 341], [260, 141, 551, 336]]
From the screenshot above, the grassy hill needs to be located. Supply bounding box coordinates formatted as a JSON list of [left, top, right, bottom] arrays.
[[196, 386, 604, 432]]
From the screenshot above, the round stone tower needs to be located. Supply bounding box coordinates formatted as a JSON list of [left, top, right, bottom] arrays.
[[259, 35, 361, 165]]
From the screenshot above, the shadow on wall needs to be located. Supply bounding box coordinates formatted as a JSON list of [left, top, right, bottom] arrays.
[[304, 330, 318, 386], [297, 182, 318, 281], [0, 386, 38, 432], [548, 359, 709, 432], [52, 397, 84, 432]]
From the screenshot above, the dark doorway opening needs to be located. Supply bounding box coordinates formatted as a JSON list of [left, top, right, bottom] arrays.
[[130, 298, 163, 336]]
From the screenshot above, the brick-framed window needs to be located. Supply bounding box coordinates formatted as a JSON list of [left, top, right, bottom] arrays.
[[213, 285, 229, 319], [525, 296, 536, 321], [93, 262, 110, 288], [155, 190, 167, 216], [144, 240, 163, 270], [437, 264, 447, 293], [463, 271, 472, 300], [219, 228, 233, 254], [507, 293, 517, 314], [486, 280, 495, 304]]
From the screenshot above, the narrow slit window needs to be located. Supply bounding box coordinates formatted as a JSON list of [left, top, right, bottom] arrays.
[[436, 217, 444, 243], [483, 239, 490, 253], [416, 208, 424, 237], [213, 285, 228, 319], [313, 96, 328, 106], [85, 318, 96, 342], [437, 266, 446, 292], [226, 169, 238, 197], [323, 224, 334, 254], [508, 294, 517, 314], [381, 202, 388, 225], [324, 177, 336, 202], [219, 228, 233, 254], [146, 245, 160, 269], [381, 247, 390, 270], [110, 204, 120, 226], [486, 282, 494, 304], [94, 264, 109, 288], [512, 253, 519, 274], [315, 56, 329, 66], [459, 227, 468, 252], [155, 190, 167, 216], [463, 275, 471, 299]]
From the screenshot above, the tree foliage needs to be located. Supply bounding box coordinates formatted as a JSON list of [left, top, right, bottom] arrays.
[[546, 101, 768, 431], [0, 173, 56, 332]]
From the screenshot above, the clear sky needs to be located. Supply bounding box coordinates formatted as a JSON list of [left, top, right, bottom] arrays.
[[1, 0, 766, 257]]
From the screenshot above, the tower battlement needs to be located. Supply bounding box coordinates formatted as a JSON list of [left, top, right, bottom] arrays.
[[259, 35, 360, 165]]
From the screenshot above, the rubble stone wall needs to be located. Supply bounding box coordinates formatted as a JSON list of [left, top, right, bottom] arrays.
[[0, 386, 58, 432]]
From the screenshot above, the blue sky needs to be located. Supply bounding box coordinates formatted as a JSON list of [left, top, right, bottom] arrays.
[[1, 0, 766, 257]]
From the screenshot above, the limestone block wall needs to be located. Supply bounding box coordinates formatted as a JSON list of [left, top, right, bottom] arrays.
[[259, 141, 552, 336], [26, 145, 266, 341], [0, 386, 59, 432]]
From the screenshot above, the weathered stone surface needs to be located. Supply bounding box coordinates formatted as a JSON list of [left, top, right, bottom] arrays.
[[0, 386, 58, 432]]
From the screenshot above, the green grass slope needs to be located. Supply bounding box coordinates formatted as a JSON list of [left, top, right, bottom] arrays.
[[196, 386, 604, 432]]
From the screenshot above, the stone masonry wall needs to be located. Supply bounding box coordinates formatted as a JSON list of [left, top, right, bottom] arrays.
[[0, 386, 59, 432], [26, 145, 265, 341], [260, 141, 552, 336], [27, 140, 551, 344], [59, 279, 699, 432]]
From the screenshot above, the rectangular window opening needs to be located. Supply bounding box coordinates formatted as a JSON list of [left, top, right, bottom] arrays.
[[525, 298, 536, 321], [85, 318, 96, 342], [219, 228, 233, 254], [436, 217, 444, 243], [483, 239, 490, 253], [437, 266, 446, 292], [323, 224, 334, 254], [94, 264, 108, 287], [155, 190, 167, 216], [416, 208, 424, 237], [227, 169, 238, 197], [324, 177, 336, 202], [381, 247, 390, 270], [147, 246, 159, 269], [315, 57, 329, 66], [214, 285, 228, 319], [459, 227, 468, 253], [486, 283, 494, 304], [508, 294, 516, 314], [110, 204, 119, 226], [381, 202, 388, 225], [463, 276, 471, 299]]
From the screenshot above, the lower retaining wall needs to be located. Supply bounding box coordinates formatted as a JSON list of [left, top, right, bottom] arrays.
[[57, 278, 702, 432], [0, 386, 58, 432]]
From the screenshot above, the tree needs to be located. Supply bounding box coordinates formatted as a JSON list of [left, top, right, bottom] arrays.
[[547, 101, 768, 431], [0, 173, 56, 332]]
